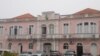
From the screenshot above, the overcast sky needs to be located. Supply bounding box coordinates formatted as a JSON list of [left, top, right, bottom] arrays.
[[0, 0, 100, 18]]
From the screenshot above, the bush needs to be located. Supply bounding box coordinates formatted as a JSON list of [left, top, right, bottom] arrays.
[[3, 51, 18, 56]]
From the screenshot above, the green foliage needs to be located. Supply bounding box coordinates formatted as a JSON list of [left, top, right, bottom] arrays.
[[3, 51, 18, 56]]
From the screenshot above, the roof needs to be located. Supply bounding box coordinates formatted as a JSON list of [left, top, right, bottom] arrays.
[[74, 8, 100, 15], [12, 13, 36, 19]]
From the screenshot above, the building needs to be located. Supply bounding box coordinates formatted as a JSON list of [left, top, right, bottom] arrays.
[[0, 8, 100, 56]]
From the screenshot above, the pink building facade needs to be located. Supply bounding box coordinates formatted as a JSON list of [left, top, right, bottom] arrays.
[[0, 8, 100, 56]]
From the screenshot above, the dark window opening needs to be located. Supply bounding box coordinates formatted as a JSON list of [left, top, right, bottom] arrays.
[[63, 43, 69, 49], [14, 26, 17, 35], [79, 23, 82, 25], [64, 24, 68, 26], [77, 43, 83, 56], [84, 22, 88, 25], [29, 27, 31, 34], [42, 27, 46, 34], [29, 43, 33, 49], [29, 25, 33, 34], [91, 22, 94, 25]]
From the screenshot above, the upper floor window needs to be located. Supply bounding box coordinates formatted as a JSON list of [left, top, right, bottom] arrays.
[[77, 22, 97, 33], [0, 26, 3, 35], [9, 26, 23, 35], [90, 22, 96, 33], [77, 23, 82, 33], [64, 24, 69, 34], [14, 26, 17, 35], [41, 24, 47, 34], [49, 24, 54, 34], [84, 22, 89, 33], [9, 26, 13, 35], [29, 25, 34, 34], [18, 26, 23, 35], [45, 14, 48, 20]]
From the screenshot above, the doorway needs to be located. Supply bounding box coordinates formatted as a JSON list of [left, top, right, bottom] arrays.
[[43, 43, 52, 56], [18, 43, 23, 53], [91, 43, 97, 56], [77, 43, 83, 56]]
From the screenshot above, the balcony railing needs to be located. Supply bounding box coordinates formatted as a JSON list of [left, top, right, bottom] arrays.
[[8, 33, 100, 40]]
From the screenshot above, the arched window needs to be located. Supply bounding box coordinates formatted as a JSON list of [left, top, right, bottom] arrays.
[[77, 43, 83, 56], [77, 43, 82, 46], [8, 43, 12, 49], [63, 43, 69, 49], [41, 24, 46, 34], [49, 24, 54, 34], [29, 43, 33, 49]]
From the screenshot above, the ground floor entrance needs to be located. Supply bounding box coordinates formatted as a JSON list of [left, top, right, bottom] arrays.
[[77, 43, 83, 56], [43, 43, 52, 56]]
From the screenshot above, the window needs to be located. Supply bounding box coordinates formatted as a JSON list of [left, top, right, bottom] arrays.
[[0, 26, 3, 35], [63, 43, 69, 49], [84, 22, 89, 33], [29, 25, 34, 34], [64, 24, 69, 34], [0, 43, 2, 48], [29, 43, 33, 49], [14, 26, 17, 35], [77, 22, 97, 34], [84, 22, 88, 25], [42, 24, 46, 34], [49, 24, 54, 34], [77, 23, 82, 33], [77, 43, 82, 46], [10, 26, 23, 35], [90, 22, 96, 33], [18, 26, 23, 35], [45, 14, 48, 20], [8, 43, 12, 49], [9, 26, 14, 35]]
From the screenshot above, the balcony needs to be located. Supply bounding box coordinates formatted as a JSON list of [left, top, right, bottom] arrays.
[[7, 33, 100, 41]]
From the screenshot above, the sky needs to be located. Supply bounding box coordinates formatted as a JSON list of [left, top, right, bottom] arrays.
[[0, 0, 100, 18]]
